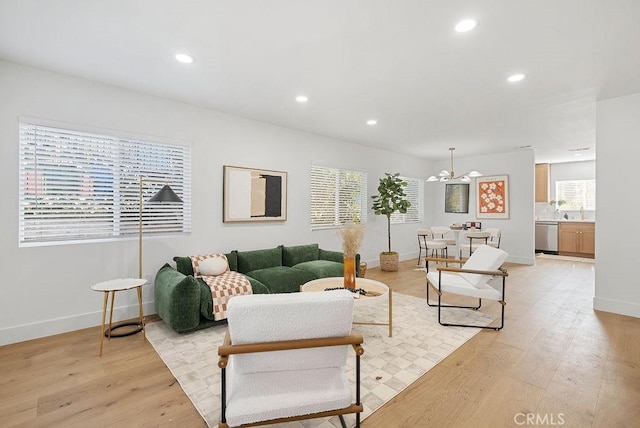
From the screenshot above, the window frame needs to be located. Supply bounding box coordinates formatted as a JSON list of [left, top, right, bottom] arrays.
[[18, 120, 191, 247], [555, 179, 596, 211], [310, 165, 368, 230], [390, 175, 424, 224]]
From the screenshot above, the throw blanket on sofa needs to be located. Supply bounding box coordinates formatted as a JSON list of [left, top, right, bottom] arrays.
[[190, 253, 253, 321], [200, 271, 253, 321]]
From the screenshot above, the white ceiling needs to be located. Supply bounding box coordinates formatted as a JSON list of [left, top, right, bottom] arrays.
[[1, 0, 639, 164]]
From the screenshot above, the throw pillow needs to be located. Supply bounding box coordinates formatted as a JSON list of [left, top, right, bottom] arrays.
[[190, 253, 229, 277], [199, 256, 229, 276]]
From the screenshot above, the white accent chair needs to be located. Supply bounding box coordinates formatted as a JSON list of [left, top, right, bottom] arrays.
[[426, 245, 509, 330], [218, 290, 364, 428]]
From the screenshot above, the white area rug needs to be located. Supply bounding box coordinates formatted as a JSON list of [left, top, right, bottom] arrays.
[[146, 292, 495, 427]]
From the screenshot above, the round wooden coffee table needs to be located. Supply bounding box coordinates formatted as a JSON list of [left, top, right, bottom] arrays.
[[301, 277, 393, 337]]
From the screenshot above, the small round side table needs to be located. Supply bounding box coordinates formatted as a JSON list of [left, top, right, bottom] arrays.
[[91, 278, 147, 356]]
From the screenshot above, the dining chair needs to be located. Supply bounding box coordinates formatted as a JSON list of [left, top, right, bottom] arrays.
[[418, 228, 448, 266], [485, 228, 502, 248], [459, 230, 490, 259]]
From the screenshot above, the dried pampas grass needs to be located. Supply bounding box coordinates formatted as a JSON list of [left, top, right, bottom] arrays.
[[338, 224, 366, 258]]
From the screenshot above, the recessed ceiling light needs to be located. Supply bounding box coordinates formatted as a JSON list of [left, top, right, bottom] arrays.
[[175, 53, 195, 64], [366, 119, 377, 125], [455, 19, 477, 33], [507, 73, 526, 83], [295, 95, 309, 103]]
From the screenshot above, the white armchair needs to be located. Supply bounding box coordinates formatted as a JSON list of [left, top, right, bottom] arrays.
[[426, 245, 509, 330], [217, 290, 364, 428]]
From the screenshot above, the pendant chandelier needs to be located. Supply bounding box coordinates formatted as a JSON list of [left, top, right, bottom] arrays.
[[426, 147, 482, 182]]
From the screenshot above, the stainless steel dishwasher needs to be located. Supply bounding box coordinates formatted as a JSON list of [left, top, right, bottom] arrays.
[[535, 221, 558, 254]]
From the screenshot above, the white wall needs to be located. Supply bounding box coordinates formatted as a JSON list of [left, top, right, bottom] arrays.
[[427, 150, 536, 265], [0, 60, 434, 345], [0, 60, 540, 345], [595, 92, 640, 318]]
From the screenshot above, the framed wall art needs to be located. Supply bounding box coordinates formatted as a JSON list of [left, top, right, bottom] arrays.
[[476, 175, 509, 219], [223, 165, 287, 222], [445, 183, 470, 213]]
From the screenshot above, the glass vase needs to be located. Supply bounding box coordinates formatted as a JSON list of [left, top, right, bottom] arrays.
[[343, 256, 356, 289]]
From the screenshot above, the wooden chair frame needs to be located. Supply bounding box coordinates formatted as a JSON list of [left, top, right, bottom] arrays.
[[425, 257, 509, 331], [218, 331, 364, 428]]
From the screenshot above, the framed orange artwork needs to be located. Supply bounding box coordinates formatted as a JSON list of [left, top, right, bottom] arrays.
[[476, 175, 509, 219]]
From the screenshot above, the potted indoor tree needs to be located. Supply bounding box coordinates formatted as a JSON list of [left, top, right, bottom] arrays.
[[371, 173, 411, 271]]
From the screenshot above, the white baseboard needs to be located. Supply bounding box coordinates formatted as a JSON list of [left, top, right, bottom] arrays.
[[593, 297, 640, 319], [0, 301, 156, 346]]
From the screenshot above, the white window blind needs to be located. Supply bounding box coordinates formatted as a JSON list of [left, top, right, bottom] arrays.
[[555, 179, 595, 211], [390, 176, 424, 224], [19, 123, 191, 246], [310, 165, 367, 229]]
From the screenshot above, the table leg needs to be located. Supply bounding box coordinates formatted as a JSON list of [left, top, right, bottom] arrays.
[[137, 285, 146, 341], [99, 291, 108, 356], [388, 288, 393, 337], [108, 290, 115, 341]]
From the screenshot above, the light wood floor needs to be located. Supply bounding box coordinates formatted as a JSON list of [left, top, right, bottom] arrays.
[[1, 256, 638, 427]]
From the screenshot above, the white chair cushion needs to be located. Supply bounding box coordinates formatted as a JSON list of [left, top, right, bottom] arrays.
[[226, 290, 354, 374], [459, 245, 508, 287], [226, 364, 351, 427], [425, 240, 447, 249], [426, 271, 502, 300]]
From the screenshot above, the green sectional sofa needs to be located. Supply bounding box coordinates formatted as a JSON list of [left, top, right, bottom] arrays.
[[154, 243, 360, 332]]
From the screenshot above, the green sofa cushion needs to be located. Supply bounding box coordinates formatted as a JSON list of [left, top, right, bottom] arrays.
[[318, 248, 344, 263], [174, 255, 194, 276], [282, 243, 319, 267], [237, 247, 282, 274], [154, 263, 201, 332], [294, 260, 344, 278], [246, 266, 317, 294]]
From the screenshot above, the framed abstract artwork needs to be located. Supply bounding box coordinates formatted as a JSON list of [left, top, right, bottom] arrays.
[[445, 183, 470, 213], [223, 165, 287, 222], [476, 175, 509, 219]]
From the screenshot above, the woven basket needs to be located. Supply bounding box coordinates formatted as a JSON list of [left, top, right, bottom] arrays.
[[379, 252, 399, 272]]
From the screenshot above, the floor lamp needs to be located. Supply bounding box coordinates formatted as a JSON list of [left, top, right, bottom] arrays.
[[139, 177, 183, 280]]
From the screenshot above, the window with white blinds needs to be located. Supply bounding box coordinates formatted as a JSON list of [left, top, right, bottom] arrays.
[[310, 165, 367, 229], [19, 122, 191, 246], [390, 176, 424, 224], [555, 179, 596, 211]]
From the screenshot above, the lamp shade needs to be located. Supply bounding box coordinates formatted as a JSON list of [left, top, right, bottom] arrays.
[[148, 184, 183, 203]]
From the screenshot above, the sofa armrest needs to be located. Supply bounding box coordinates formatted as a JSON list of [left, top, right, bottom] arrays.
[[154, 263, 201, 332]]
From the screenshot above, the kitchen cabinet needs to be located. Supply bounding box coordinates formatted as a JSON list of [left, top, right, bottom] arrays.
[[558, 222, 595, 258], [535, 163, 550, 202]]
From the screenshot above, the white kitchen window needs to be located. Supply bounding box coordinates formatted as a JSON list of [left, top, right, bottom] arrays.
[[555, 179, 595, 211], [390, 176, 423, 224], [310, 165, 367, 229], [19, 122, 191, 246]]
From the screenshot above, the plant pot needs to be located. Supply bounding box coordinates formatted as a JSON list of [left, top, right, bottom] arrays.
[[379, 252, 399, 272]]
